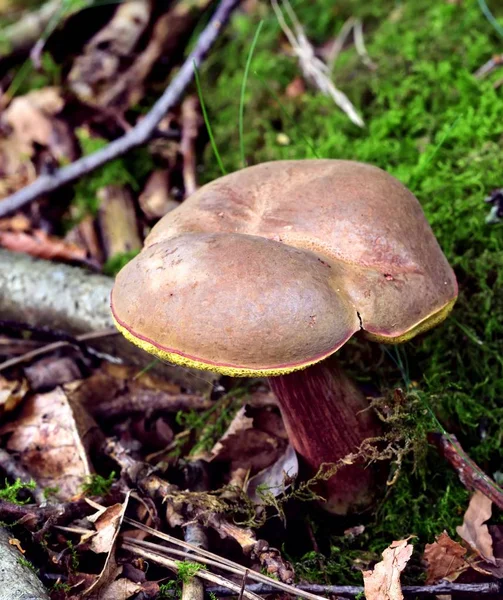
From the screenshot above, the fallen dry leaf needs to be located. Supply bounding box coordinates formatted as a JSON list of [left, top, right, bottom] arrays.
[[456, 490, 495, 563], [0, 376, 29, 416], [0, 136, 36, 197], [0, 213, 31, 232], [2, 87, 74, 162], [66, 364, 211, 422], [210, 404, 288, 475], [423, 531, 468, 583], [0, 387, 102, 500], [84, 495, 130, 596], [211, 406, 253, 457], [25, 356, 82, 392], [0, 230, 88, 264], [64, 215, 104, 266], [362, 539, 413, 600], [94, 578, 141, 600], [88, 503, 124, 554], [247, 444, 298, 503]]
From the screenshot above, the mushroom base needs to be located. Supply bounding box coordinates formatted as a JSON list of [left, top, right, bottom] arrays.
[[269, 358, 383, 515]]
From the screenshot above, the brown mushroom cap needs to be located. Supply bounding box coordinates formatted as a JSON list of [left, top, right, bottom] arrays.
[[111, 160, 458, 376]]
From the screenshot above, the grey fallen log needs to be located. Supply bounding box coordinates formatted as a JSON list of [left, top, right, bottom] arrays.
[[0, 527, 49, 600], [0, 249, 214, 392]]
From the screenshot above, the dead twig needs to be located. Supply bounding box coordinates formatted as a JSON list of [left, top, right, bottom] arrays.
[[122, 540, 264, 600], [0, 329, 117, 373], [431, 432, 503, 510], [0, 0, 241, 218], [0, 498, 92, 541], [474, 54, 503, 78], [91, 389, 212, 421], [124, 519, 327, 600], [205, 581, 502, 597]]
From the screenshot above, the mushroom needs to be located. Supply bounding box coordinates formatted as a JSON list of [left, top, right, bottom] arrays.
[[111, 160, 458, 515]]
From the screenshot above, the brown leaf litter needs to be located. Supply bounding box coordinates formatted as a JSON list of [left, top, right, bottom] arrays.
[[362, 538, 413, 600]]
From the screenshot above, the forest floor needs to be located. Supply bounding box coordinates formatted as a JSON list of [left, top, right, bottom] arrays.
[[0, 0, 501, 598]]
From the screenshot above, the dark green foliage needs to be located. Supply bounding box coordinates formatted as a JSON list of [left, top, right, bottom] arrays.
[[197, 0, 503, 580]]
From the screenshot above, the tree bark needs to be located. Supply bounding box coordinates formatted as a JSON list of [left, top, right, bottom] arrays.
[[0, 249, 214, 392]]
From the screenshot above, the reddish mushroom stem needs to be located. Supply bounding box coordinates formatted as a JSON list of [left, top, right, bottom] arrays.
[[269, 358, 382, 515]]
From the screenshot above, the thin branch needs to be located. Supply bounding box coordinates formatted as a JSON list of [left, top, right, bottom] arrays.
[[122, 541, 264, 600], [0, 0, 242, 218], [205, 581, 502, 597], [431, 432, 503, 510], [0, 329, 118, 373], [124, 519, 327, 600]]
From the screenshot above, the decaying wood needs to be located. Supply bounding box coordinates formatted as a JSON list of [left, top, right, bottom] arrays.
[[0, 527, 50, 600], [431, 432, 503, 510], [97, 185, 142, 260], [0, 0, 241, 218], [0, 249, 215, 391]]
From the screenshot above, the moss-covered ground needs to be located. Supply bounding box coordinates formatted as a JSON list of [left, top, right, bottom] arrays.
[[196, 0, 503, 583]]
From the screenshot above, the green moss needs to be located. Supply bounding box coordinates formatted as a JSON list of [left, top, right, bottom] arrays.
[[197, 0, 503, 575], [17, 556, 38, 574], [102, 249, 141, 276], [175, 390, 244, 455], [0, 478, 36, 505], [71, 128, 154, 222], [158, 562, 204, 599], [81, 471, 116, 496], [66, 540, 79, 572]]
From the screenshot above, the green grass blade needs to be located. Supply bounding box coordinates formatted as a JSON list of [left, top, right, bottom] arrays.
[[239, 20, 264, 167], [194, 60, 226, 175], [478, 0, 503, 39]]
